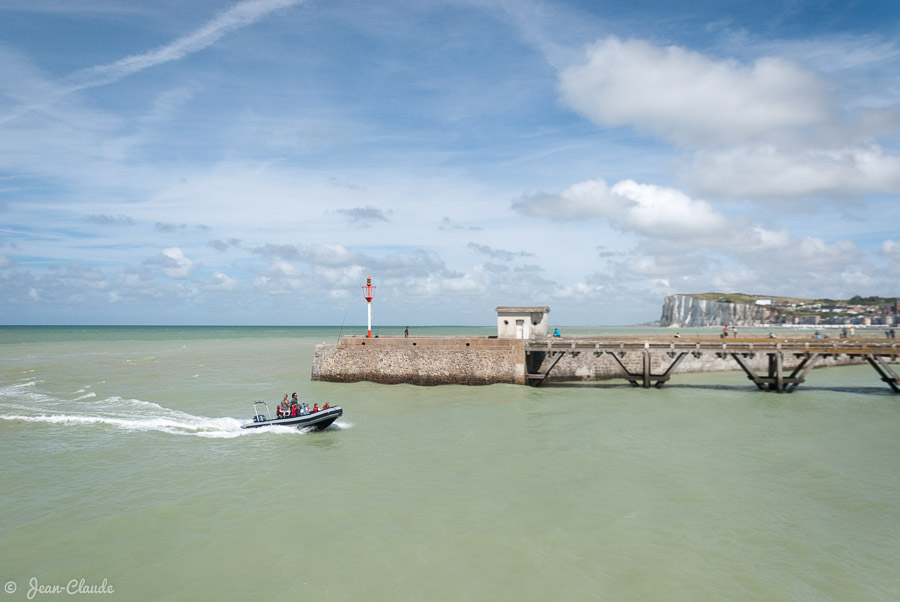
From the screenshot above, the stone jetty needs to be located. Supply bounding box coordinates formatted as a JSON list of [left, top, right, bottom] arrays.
[[311, 306, 899, 393]]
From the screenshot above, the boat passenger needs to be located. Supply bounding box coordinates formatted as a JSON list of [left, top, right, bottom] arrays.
[[300, 403, 309, 415], [322, 402, 330, 410], [312, 403, 319, 413]]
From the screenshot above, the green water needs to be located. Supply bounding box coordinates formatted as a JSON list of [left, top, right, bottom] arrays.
[[1, 327, 899, 600]]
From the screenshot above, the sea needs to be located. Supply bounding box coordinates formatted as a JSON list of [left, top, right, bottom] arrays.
[[1, 326, 899, 601]]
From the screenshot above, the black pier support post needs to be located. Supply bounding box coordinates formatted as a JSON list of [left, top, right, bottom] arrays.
[[731, 349, 820, 393], [864, 355, 900, 393], [606, 348, 687, 389]]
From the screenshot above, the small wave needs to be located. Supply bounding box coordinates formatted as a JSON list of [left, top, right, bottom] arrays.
[[74, 392, 97, 400], [0, 381, 45, 402]]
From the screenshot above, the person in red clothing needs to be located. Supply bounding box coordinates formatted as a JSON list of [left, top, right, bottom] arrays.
[[312, 403, 319, 413]]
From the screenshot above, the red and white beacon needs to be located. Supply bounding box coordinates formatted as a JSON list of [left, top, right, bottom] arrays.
[[362, 276, 376, 338]]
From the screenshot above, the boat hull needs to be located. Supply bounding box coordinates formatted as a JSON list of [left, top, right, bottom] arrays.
[[241, 406, 342, 430]]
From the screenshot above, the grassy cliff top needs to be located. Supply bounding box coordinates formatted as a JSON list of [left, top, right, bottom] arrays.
[[685, 293, 896, 306]]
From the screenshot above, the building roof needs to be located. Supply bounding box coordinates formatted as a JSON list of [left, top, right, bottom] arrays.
[[495, 306, 550, 313]]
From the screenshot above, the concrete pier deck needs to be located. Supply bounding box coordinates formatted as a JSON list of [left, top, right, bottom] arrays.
[[524, 334, 899, 392]]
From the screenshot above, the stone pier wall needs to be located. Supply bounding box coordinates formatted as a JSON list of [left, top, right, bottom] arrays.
[[312, 335, 886, 386], [312, 336, 527, 385]]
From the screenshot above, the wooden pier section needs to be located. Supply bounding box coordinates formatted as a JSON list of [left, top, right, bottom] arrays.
[[524, 335, 900, 393]]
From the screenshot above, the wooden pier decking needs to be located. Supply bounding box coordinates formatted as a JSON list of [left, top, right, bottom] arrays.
[[524, 335, 900, 393]]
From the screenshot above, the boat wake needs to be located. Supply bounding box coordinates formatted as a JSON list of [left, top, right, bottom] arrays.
[[0, 380, 345, 438]]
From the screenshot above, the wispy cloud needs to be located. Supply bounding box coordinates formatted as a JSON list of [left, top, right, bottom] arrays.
[[0, 0, 304, 125], [336, 206, 391, 226], [68, 0, 303, 90], [467, 243, 532, 262], [85, 214, 134, 226]]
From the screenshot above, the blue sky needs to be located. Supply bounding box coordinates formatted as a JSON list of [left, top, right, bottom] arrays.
[[1, 0, 898, 326]]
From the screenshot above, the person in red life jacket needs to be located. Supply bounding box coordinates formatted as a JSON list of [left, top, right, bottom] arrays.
[[322, 402, 330, 410], [312, 403, 319, 413]]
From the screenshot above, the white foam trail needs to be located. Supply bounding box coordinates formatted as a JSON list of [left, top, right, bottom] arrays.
[[0, 381, 332, 438], [0, 412, 308, 438]]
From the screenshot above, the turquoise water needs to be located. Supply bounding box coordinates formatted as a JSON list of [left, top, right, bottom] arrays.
[[1, 327, 899, 600]]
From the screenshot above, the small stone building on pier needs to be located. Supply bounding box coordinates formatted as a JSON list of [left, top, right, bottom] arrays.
[[495, 306, 550, 339]]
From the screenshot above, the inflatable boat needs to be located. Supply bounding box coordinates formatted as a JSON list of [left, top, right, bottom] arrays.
[[241, 401, 342, 430]]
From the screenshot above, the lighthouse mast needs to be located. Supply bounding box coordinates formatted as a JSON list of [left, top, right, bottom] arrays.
[[362, 276, 376, 338]]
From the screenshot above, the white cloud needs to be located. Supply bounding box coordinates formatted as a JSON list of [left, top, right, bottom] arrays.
[[204, 271, 240, 292], [609, 180, 729, 238], [687, 145, 900, 199], [514, 177, 729, 241], [313, 265, 366, 287], [880, 240, 900, 261], [558, 36, 831, 147], [552, 281, 602, 300], [742, 226, 793, 252], [793, 237, 860, 272], [149, 247, 196, 279], [512, 178, 619, 221], [558, 36, 900, 201], [267, 258, 303, 278]]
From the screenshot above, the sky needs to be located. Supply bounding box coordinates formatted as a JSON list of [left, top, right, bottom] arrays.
[[1, 0, 899, 326]]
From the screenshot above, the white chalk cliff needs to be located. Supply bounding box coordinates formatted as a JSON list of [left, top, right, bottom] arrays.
[[659, 295, 778, 327]]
